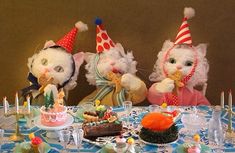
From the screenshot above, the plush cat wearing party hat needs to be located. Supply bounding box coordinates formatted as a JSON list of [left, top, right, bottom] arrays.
[[21, 21, 87, 105], [148, 7, 210, 106], [79, 18, 147, 106]]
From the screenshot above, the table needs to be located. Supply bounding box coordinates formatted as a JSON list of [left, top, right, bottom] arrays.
[[0, 106, 235, 153]]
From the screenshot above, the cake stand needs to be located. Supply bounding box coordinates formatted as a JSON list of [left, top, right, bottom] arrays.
[[34, 114, 74, 139]]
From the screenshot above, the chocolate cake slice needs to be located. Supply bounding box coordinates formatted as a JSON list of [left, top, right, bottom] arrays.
[[82, 120, 123, 139]]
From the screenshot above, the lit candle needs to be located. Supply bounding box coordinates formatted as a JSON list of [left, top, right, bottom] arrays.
[[221, 91, 224, 109], [15, 92, 19, 113], [26, 95, 30, 113], [3, 97, 8, 114], [228, 90, 233, 109]]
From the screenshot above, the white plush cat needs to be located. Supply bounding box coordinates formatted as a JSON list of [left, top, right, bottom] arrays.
[[79, 18, 147, 106], [148, 8, 210, 106], [21, 21, 87, 105]]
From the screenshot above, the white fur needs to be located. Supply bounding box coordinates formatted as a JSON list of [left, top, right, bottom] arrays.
[[44, 40, 56, 49], [85, 43, 137, 85], [184, 7, 195, 19], [75, 21, 88, 32], [149, 40, 209, 88], [65, 52, 84, 90], [155, 78, 175, 93], [121, 73, 142, 91], [28, 47, 84, 91]]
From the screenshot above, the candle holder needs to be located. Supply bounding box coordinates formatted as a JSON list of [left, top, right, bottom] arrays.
[[222, 106, 235, 139], [4, 111, 29, 141], [3, 94, 31, 141], [221, 91, 235, 140]]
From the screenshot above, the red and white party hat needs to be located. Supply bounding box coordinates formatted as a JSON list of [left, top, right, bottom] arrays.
[[56, 21, 88, 53], [95, 18, 115, 53], [174, 7, 195, 45]]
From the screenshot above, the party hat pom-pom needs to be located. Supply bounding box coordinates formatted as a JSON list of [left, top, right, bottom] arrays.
[[184, 7, 195, 19], [95, 18, 102, 25], [75, 21, 88, 32]]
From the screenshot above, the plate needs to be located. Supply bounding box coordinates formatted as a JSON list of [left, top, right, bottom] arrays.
[[34, 114, 74, 131], [175, 143, 211, 153], [138, 135, 178, 146]]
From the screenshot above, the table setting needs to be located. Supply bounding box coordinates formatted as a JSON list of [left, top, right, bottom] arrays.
[[0, 102, 235, 153]]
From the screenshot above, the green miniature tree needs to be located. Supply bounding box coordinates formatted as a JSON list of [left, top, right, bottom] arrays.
[[44, 94, 50, 111], [49, 91, 54, 108]]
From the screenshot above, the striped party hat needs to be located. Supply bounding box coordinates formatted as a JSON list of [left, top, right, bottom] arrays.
[[95, 18, 115, 53], [174, 7, 195, 45]]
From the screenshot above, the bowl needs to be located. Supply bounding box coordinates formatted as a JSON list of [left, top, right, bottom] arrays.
[[181, 113, 207, 133]]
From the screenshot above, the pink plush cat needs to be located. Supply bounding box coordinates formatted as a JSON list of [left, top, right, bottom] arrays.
[[148, 7, 210, 106]]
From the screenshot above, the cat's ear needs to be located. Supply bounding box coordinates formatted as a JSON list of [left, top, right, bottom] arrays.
[[162, 40, 174, 51], [43, 40, 56, 49], [84, 52, 95, 63], [115, 43, 126, 56], [195, 43, 208, 57], [27, 53, 38, 72], [73, 52, 84, 68]]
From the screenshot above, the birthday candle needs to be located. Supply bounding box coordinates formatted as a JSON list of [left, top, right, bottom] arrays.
[[3, 97, 8, 114], [15, 92, 19, 113], [26, 95, 30, 113], [228, 90, 233, 108], [220, 91, 224, 109]]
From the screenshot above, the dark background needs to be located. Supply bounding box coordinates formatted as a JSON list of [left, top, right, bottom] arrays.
[[0, 0, 234, 105]]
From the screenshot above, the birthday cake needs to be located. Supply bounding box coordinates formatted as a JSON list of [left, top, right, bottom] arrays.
[[82, 105, 123, 139], [139, 112, 178, 144], [40, 87, 67, 126], [40, 105, 67, 126]]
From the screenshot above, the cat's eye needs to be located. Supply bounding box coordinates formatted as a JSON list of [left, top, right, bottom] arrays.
[[41, 58, 48, 66], [168, 58, 176, 64], [54, 66, 64, 73], [185, 61, 193, 66]]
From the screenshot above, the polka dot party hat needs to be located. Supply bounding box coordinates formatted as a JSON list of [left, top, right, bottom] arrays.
[[56, 21, 88, 53], [95, 18, 115, 53]]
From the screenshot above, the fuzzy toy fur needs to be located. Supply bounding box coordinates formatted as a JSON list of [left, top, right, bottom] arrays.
[[28, 46, 84, 91], [23, 43, 84, 106], [149, 40, 209, 89], [148, 40, 210, 106], [81, 43, 147, 106], [85, 43, 137, 85]]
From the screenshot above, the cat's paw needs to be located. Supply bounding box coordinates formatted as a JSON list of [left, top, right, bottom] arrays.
[[154, 78, 175, 93], [121, 73, 141, 91]]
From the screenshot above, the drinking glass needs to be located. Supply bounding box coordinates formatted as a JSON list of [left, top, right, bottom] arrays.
[[72, 128, 84, 152], [123, 101, 132, 129], [59, 129, 71, 153], [0, 129, 4, 153], [148, 105, 160, 112], [214, 130, 225, 153]]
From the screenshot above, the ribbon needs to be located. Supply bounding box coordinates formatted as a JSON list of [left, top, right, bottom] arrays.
[[92, 54, 126, 106]]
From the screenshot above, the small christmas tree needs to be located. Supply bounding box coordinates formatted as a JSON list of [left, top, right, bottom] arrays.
[[44, 94, 50, 110], [49, 91, 54, 108], [44, 91, 55, 110]]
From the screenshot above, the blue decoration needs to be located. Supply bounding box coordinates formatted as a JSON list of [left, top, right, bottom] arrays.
[[95, 18, 102, 25]]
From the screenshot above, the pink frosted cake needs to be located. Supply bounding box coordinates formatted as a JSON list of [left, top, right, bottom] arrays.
[[40, 105, 67, 126]]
